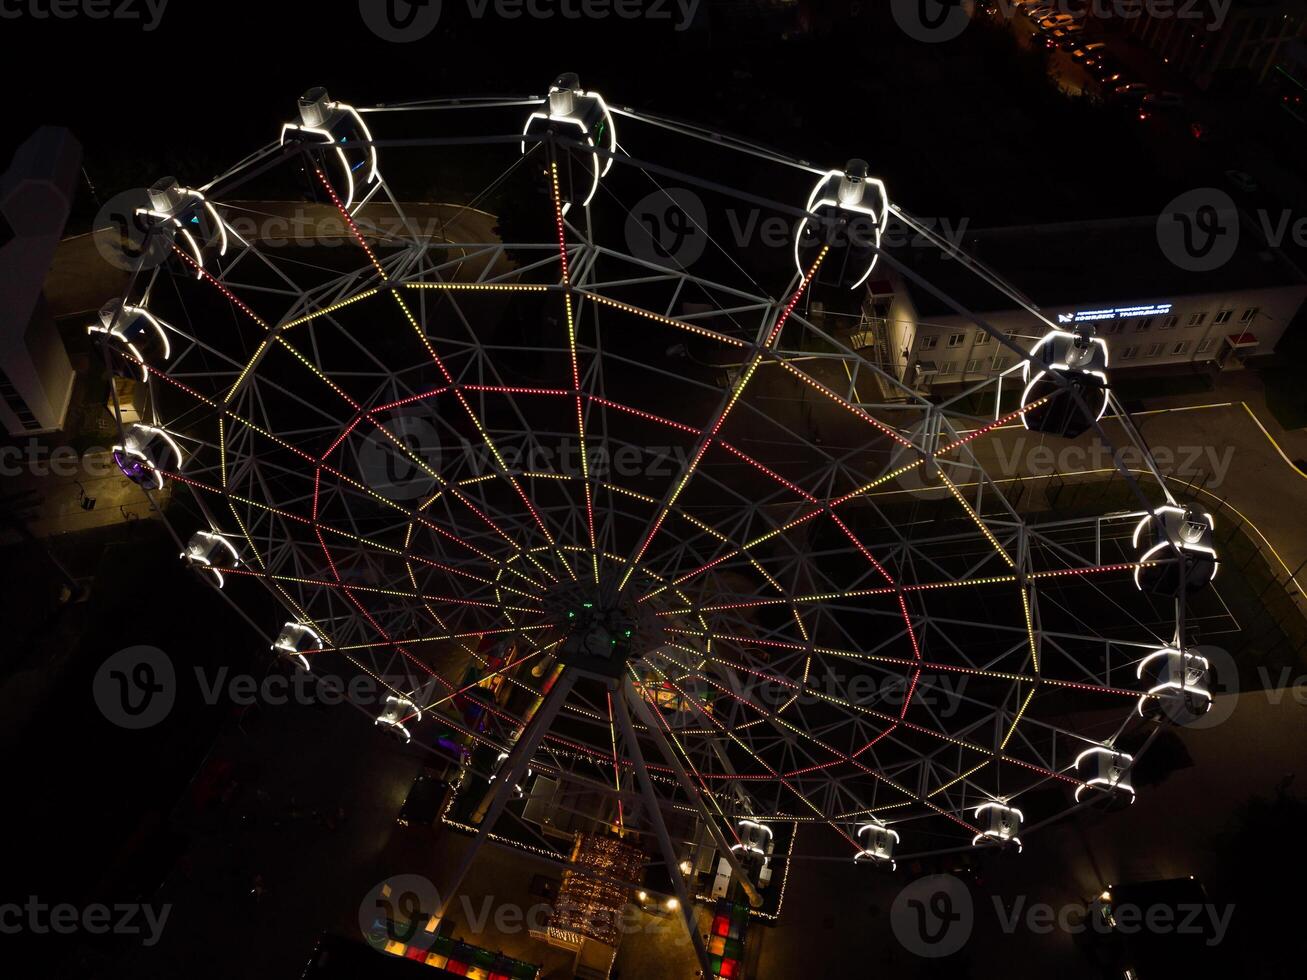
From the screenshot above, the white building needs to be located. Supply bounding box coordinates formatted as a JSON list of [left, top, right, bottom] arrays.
[[0, 127, 80, 436], [859, 216, 1307, 392]]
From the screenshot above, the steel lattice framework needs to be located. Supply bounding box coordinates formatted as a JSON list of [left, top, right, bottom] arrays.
[[99, 80, 1220, 966]]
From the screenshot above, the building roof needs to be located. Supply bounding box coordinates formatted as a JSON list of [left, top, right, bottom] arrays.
[[890, 215, 1307, 320]]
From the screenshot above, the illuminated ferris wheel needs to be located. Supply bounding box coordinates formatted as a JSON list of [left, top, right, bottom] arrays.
[[96, 74, 1220, 969]]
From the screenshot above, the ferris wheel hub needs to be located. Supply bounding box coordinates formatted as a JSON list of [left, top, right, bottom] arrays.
[[547, 578, 668, 679]]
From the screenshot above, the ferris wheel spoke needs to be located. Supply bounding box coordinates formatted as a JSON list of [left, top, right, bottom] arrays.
[[615, 251, 830, 595], [544, 155, 601, 584]]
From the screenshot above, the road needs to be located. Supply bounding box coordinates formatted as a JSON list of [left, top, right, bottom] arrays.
[[959, 369, 1307, 609]]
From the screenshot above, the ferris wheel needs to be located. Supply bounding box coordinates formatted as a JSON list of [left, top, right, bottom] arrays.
[[95, 74, 1221, 969]]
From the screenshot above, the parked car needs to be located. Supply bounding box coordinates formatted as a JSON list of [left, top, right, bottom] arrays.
[[1043, 25, 1084, 49], [1110, 82, 1149, 104], [1092, 58, 1126, 85], [1040, 12, 1079, 30], [1072, 41, 1107, 63]]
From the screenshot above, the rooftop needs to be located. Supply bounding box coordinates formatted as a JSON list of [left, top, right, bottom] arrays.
[[890, 214, 1307, 319]]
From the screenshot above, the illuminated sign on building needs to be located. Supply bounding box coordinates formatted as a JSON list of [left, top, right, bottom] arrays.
[[1057, 303, 1173, 325]]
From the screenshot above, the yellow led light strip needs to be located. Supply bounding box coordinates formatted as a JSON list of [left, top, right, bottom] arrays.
[[279, 288, 381, 330], [405, 282, 549, 292], [549, 160, 599, 584], [934, 466, 1015, 568]]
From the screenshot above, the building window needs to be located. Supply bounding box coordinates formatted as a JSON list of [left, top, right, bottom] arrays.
[[1121, 346, 1139, 360], [1145, 342, 1164, 357], [966, 359, 984, 374], [1104, 321, 1126, 335], [918, 334, 938, 351], [1172, 341, 1190, 355], [1214, 309, 1233, 324], [1197, 337, 1217, 354], [1241, 307, 1260, 322], [1187, 312, 1206, 327], [992, 356, 1011, 371], [938, 360, 957, 376], [1162, 315, 1178, 329], [974, 332, 990, 345], [947, 332, 967, 348], [1134, 318, 1152, 332]]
